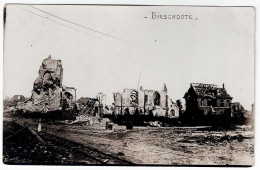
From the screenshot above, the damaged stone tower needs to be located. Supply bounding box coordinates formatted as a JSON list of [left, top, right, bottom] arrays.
[[31, 55, 63, 112], [18, 55, 76, 115]]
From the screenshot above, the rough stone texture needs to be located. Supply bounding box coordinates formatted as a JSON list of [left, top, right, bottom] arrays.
[[113, 84, 179, 117], [17, 56, 64, 113]]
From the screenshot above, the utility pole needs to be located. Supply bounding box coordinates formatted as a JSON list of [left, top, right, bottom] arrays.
[[137, 72, 141, 91], [144, 92, 146, 115], [121, 94, 123, 115], [136, 72, 141, 111], [97, 92, 104, 117], [75, 89, 77, 101]]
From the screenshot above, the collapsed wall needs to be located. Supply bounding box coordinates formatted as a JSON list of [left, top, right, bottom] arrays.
[[17, 55, 65, 113]]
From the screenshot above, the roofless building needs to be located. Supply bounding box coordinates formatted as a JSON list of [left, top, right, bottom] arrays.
[[183, 83, 233, 121]]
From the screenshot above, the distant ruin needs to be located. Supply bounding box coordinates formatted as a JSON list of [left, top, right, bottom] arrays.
[[113, 84, 179, 118], [5, 57, 249, 126]]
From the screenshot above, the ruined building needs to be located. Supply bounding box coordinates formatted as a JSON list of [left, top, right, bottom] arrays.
[[183, 83, 233, 120], [113, 84, 179, 118], [76, 92, 106, 117], [11, 95, 26, 102], [3, 95, 26, 110], [62, 86, 77, 106], [17, 55, 76, 115]]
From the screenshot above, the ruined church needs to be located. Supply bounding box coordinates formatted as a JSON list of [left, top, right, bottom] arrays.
[[113, 84, 179, 118]]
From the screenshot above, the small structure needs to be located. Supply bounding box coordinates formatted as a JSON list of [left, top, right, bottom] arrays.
[[62, 87, 77, 102], [231, 102, 246, 118], [61, 86, 77, 108], [11, 95, 26, 102]]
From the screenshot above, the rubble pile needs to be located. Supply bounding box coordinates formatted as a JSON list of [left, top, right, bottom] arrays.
[[77, 97, 100, 116], [178, 132, 253, 145], [197, 134, 245, 144], [58, 115, 110, 126], [144, 121, 162, 127]]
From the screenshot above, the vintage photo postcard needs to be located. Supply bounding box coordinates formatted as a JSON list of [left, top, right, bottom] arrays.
[[3, 4, 255, 166]]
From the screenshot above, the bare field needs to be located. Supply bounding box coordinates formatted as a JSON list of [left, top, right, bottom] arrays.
[[12, 118, 254, 166]]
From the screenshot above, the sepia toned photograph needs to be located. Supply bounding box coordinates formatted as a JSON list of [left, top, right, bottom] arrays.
[[2, 4, 255, 166]]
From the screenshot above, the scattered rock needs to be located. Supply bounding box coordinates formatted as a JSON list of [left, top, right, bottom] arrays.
[[117, 152, 125, 156], [103, 159, 109, 163]]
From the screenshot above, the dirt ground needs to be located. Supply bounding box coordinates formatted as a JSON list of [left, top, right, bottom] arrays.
[[10, 117, 254, 166]]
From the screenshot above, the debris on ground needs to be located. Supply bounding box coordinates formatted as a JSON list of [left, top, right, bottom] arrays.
[[117, 152, 125, 156], [56, 115, 111, 126], [144, 121, 162, 127], [178, 133, 253, 145], [106, 122, 114, 130]]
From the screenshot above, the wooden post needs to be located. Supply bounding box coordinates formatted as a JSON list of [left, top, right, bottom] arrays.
[[37, 118, 41, 132], [121, 94, 123, 115]]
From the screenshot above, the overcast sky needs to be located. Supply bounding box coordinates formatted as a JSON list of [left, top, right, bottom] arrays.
[[4, 5, 254, 110]]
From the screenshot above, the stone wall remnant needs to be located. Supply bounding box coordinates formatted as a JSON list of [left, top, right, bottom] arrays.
[[17, 55, 75, 115]]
